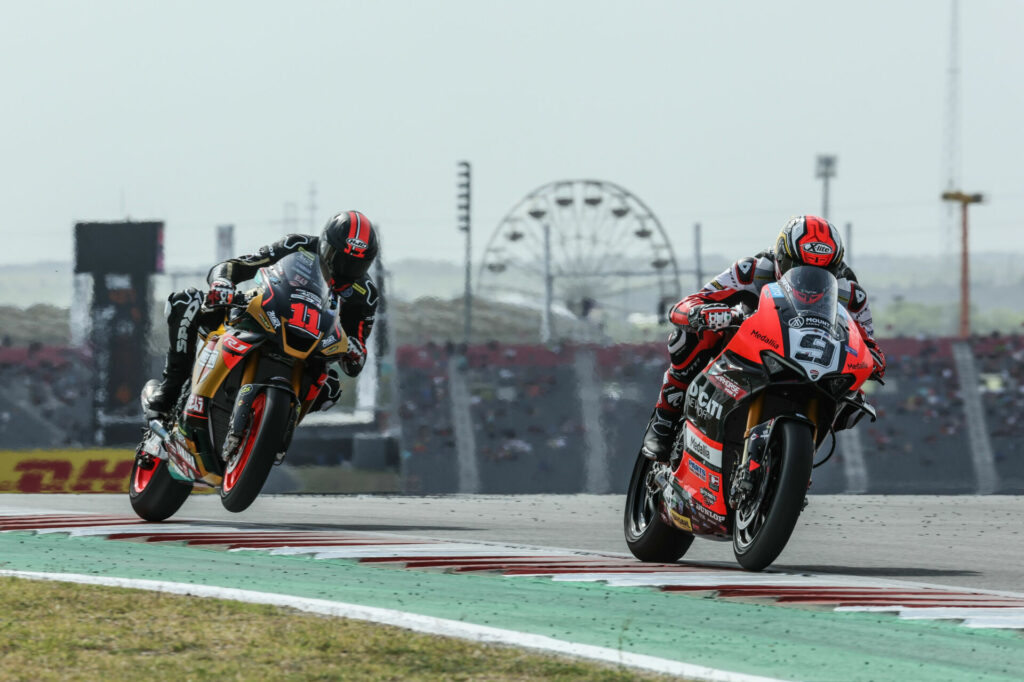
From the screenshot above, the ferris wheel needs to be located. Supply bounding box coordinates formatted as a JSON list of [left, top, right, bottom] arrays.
[[477, 179, 681, 339]]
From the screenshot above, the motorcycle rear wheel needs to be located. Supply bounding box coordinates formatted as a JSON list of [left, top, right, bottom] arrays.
[[219, 388, 292, 513], [129, 452, 192, 522], [624, 452, 694, 563], [732, 419, 813, 571]]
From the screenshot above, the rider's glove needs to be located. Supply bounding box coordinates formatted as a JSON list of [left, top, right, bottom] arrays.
[[205, 278, 235, 307], [342, 337, 367, 377], [866, 339, 886, 380], [687, 303, 735, 332]]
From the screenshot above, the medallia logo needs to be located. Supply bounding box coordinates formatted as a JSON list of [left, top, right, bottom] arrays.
[[750, 329, 780, 350]]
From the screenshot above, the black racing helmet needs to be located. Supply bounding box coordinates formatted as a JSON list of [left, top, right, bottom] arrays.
[[318, 211, 379, 291]]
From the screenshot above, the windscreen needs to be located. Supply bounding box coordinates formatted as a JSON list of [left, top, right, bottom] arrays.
[[272, 250, 330, 301], [778, 265, 839, 328]]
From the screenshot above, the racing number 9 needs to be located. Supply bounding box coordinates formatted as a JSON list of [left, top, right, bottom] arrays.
[[794, 334, 835, 367], [289, 303, 320, 335]]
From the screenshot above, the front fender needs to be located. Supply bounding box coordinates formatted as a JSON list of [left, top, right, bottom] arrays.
[[223, 383, 298, 462]]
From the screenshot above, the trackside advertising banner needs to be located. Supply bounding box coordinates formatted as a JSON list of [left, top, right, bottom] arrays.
[[0, 450, 134, 493]]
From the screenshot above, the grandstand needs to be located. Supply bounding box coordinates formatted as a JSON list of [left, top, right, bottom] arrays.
[[2, 295, 1022, 494], [394, 334, 1019, 495]]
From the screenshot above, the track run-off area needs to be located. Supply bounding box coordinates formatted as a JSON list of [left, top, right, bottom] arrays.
[[1, 494, 1023, 681]]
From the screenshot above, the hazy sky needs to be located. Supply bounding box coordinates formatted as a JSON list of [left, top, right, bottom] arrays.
[[1, 0, 1021, 271]]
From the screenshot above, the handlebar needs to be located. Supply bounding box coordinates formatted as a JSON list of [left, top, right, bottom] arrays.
[[201, 290, 250, 314]]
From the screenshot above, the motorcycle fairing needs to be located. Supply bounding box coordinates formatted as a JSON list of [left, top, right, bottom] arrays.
[[319, 319, 351, 358], [664, 267, 873, 538], [667, 420, 730, 535], [178, 329, 267, 480], [838, 307, 873, 388], [191, 330, 266, 400], [164, 425, 213, 483], [255, 253, 341, 360], [662, 342, 773, 536]]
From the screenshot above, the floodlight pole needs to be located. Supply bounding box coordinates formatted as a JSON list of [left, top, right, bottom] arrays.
[[942, 190, 984, 339], [815, 155, 837, 220], [694, 223, 704, 288], [457, 162, 472, 346], [844, 222, 852, 266], [542, 221, 553, 343]]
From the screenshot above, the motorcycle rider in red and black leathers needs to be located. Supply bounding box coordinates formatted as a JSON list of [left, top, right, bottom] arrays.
[[143, 211, 381, 419], [640, 215, 887, 462]]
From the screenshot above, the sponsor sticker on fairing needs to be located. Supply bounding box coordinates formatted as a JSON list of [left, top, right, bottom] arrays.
[[687, 383, 724, 420], [222, 335, 252, 354], [669, 509, 693, 532], [686, 456, 707, 481], [788, 315, 833, 333], [749, 328, 780, 350], [684, 421, 723, 468], [708, 372, 747, 400], [700, 488, 717, 507], [291, 289, 323, 307], [689, 500, 726, 524]]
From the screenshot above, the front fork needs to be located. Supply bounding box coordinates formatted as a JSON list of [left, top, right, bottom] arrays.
[[728, 394, 819, 509]]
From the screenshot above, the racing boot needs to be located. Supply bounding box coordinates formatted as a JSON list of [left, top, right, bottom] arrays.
[[641, 367, 689, 462], [640, 407, 681, 462], [143, 353, 192, 419]]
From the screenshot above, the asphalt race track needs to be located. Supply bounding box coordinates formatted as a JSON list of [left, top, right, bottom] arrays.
[[3, 493, 1022, 592]]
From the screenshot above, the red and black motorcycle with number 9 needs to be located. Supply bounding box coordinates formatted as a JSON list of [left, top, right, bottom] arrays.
[[130, 250, 351, 521], [625, 265, 878, 571]]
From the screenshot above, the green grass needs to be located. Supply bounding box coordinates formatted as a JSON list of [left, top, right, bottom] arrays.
[[0, 578, 681, 681]]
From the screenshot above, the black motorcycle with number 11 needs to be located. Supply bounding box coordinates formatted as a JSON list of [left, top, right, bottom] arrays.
[[130, 250, 352, 520]]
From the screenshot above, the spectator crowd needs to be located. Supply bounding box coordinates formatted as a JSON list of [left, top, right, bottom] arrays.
[[3, 334, 1023, 493]]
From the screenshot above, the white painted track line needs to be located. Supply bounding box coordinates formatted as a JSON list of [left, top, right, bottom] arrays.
[[0, 570, 787, 682]]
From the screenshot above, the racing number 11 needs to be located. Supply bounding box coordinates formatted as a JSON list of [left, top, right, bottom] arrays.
[[289, 303, 320, 335]]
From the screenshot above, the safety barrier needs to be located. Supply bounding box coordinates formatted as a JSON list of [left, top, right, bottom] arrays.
[[0, 449, 134, 493]]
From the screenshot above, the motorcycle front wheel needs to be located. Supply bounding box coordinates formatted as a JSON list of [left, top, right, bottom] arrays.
[[732, 419, 813, 571], [624, 452, 694, 563], [129, 451, 192, 522], [219, 387, 292, 513]]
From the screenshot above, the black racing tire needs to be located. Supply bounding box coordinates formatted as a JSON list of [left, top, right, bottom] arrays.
[[624, 452, 694, 563], [219, 387, 292, 513], [732, 419, 813, 571], [129, 455, 192, 522]]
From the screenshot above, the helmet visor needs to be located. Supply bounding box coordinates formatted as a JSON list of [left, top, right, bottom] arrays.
[[319, 238, 371, 289]]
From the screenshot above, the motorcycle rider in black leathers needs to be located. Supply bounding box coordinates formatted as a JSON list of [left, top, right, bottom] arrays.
[[144, 211, 380, 419], [640, 215, 887, 462]]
